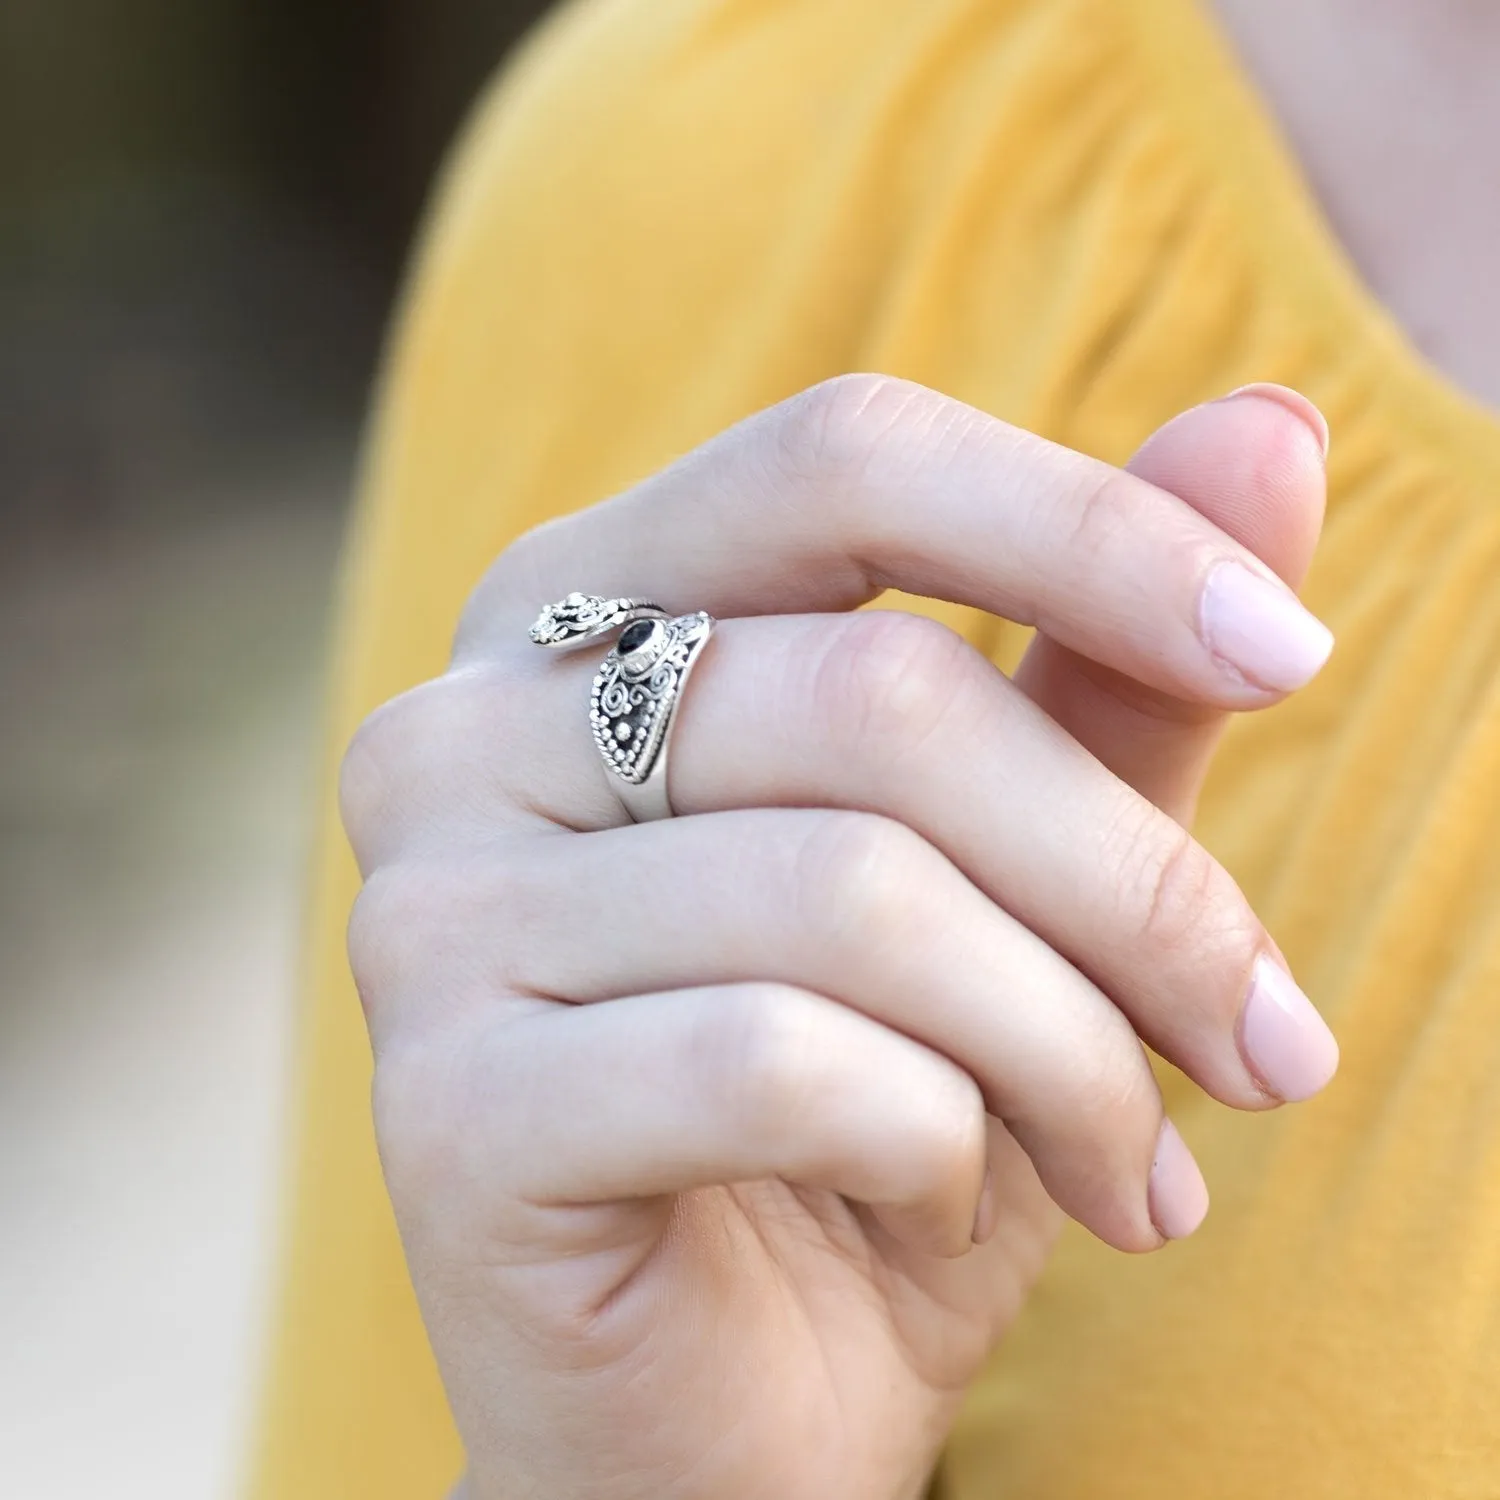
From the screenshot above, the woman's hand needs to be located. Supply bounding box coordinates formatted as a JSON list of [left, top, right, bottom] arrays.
[[340, 376, 1337, 1500]]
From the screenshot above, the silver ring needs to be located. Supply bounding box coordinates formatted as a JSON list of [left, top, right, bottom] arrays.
[[528, 592, 716, 821]]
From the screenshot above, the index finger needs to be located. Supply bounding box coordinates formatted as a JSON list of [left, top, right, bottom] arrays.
[[460, 374, 1332, 706]]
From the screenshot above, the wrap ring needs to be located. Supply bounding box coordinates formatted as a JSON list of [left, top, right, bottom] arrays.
[[528, 592, 717, 821]]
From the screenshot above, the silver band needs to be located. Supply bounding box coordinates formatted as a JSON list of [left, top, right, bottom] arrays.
[[528, 592, 716, 821]]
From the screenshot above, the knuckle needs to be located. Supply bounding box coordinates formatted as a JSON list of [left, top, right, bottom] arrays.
[[1055, 464, 1139, 566], [339, 695, 412, 851], [900, 1058, 988, 1190], [792, 809, 931, 951], [348, 849, 533, 1030], [1071, 1026, 1161, 1143], [815, 611, 972, 771], [697, 984, 829, 1145], [348, 858, 495, 1014], [454, 538, 534, 656], [452, 580, 500, 660], [775, 373, 935, 490], [1110, 798, 1261, 978], [339, 669, 529, 865], [346, 862, 436, 1011], [1111, 800, 1215, 954], [338, 677, 459, 854], [453, 503, 623, 663]]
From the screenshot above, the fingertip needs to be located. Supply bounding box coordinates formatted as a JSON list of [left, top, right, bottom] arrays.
[[1218, 383, 1330, 463], [871, 1200, 976, 1260], [1128, 387, 1329, 591], [1147, 1117, 1210, 1242], [1238, 953, 1341, 1104]]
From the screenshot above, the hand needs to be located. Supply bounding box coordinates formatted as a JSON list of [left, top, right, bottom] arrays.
[[340, 376, 1338, 1500]]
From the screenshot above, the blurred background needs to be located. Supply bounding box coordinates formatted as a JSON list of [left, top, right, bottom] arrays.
[[0, 2, 553, 1494]]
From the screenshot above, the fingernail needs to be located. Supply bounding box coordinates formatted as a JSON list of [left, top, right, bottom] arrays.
[[1220, 382, 1330, 462], [1238, 952, 1340, 1103], [1199, 560, 1334, 692], [971, 1164, 998, 1246], [1148, 1118, 1209, 1241]]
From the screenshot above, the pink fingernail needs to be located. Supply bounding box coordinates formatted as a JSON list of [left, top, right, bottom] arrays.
[[1148, 1118, 1209, 1241], [1239, 953, 1340, 1103], [1220, 382, 1330, 461], [1199, 560, 1334, 692]]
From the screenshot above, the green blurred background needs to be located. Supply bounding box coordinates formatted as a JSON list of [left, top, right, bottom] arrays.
[[0, 4, 551, 1495]]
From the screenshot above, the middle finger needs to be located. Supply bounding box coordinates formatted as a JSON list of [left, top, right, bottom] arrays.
[[347, 609, 1338, 1110]]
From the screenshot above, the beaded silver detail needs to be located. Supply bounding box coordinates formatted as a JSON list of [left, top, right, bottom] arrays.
[[530, 592, 716, 821], [527, 592, 667, 649], [589, 611, 713, 786]]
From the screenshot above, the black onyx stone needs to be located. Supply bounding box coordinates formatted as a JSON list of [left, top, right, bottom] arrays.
[[618, 619, 657, 654]]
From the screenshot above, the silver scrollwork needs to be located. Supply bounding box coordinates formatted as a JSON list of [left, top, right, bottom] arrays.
[[527, 592, 667, 649], [530, 591, 716, 821], [588, 611, 713, 786]]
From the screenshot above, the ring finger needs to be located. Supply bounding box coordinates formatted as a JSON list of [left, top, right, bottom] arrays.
[[346, 608, 1337, 1112]]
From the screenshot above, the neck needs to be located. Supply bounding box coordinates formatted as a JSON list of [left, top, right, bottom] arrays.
[[1208, 0, 1500, 410]]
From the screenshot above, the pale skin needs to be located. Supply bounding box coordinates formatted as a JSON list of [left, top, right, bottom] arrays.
[[342, 6, 1497, 1499], [1211, 0, 1500, 407]]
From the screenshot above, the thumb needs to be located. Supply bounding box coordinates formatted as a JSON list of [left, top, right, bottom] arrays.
[[1013, 384, 1330, 827]]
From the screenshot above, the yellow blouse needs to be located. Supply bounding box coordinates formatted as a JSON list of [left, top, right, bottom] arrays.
[[246, 0, 1500, 1495]]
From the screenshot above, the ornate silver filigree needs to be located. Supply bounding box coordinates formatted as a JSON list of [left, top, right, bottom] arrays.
[[529, 592, 716, 821], [527, 592, 667, 649], [588, 612, 713, 792]]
